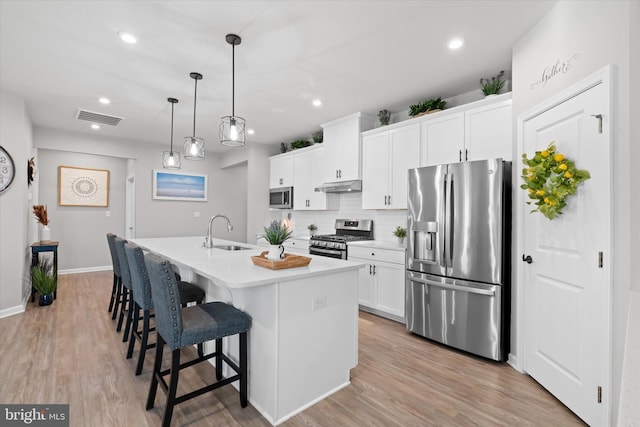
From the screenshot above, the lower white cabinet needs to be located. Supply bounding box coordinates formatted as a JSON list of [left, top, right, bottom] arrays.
[[283, 237, 310, 255], [349, 245, 405, 322]]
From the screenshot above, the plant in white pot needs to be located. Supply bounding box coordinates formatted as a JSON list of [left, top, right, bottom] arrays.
[[307, 224, 318, 237], [33, 204, 51, 242], [393, 226, 407, 246], [32, 258, 57, 306], [261, 220, 293, 260]]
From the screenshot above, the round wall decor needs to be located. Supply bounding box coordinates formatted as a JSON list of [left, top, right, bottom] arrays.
[[0, 146, 16, 194]]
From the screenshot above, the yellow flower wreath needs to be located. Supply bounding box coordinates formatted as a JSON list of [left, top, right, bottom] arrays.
[[520, 142, 590, 220]]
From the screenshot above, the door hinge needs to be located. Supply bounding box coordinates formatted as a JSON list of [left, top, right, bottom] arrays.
[[598, 252, 603, 268], [597, 386, 602, 403]]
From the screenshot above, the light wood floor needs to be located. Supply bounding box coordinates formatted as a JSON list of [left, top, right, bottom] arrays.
[[0, 271, 586, 426]]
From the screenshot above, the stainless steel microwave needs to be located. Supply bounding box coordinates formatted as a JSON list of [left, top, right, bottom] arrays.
[[269, 186, 293, 209]]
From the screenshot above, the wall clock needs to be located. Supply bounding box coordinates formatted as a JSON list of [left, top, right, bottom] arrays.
[[0, 146, 16, 194]]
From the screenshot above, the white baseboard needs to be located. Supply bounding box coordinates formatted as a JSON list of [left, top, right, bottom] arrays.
[[59, 265, 112, 275], [0, 302, 26, 319], [507, 353, 522, 372]]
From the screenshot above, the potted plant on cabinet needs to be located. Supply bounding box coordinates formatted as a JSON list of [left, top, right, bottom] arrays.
[[307, 224, 318, 236], [393, 226, 407, 246], [409, 97, 446, 117], [261, 220, 293, 260], [480, 70, 506, 96], [32, 259, 57, 306], [312, 129, 323, 144]]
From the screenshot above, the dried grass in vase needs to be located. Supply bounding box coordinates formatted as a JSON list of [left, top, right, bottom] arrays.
[[33, 205, 49, 225]]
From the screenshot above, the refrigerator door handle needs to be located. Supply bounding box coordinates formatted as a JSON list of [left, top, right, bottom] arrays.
[[443, 173, 453, 269], [448, 173, 454, 268], [407, 273, 496, 297]]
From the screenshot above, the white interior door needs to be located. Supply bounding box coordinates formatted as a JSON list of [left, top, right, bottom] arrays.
[[522, 77, 610, 426]]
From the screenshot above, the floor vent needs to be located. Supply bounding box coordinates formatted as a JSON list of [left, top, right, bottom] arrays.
[[74, 108, 124, 126]]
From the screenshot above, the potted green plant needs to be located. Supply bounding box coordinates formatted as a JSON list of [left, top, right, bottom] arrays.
[[290, 139, 312, 150], [393, 226, 407, 246], [32, 259, 57, 306], [378, 109, 391, 126], [311, 129, 323, 144], [480, 70, 505, 96], [307, 224, 318, 236], [408, 97, 446, 117], [261, 220, 293, 260]]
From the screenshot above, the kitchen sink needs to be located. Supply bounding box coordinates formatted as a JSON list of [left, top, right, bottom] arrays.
[[211, 245, 251, 251]]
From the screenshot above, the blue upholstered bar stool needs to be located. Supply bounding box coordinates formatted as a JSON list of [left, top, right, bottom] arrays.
[[106, 233, 123, 319], [144, 252, 251, 427], [116, 240, 207, 374]]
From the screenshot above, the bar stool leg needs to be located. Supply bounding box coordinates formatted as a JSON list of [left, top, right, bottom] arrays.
[[108, 274, 118, 312], [215, 339, 223, 380], [116, 287, 129, 332], [123, 293, 135, 342], [146, 334, 164, 411], [112, 279, 122, 320], [127, 303, 140, 359], [135, 309, 152, 376], [240, 332, 248, 407], [162, 349, 181, 427]]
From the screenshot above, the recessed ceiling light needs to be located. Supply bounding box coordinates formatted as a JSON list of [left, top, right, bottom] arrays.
[[118, 31, 137, 44], [447, 38, 464, 50], [247, 129, 255, 135], [312, 99, 322, 107], [99, 97, 110, 105], [91, 124, 100, 130]]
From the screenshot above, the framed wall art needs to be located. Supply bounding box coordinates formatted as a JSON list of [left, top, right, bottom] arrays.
[[58, 166, 110, 207], [152, 169, 207, 201]]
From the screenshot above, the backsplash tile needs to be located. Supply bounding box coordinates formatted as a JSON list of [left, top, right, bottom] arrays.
[[280, 192, 407, 242]]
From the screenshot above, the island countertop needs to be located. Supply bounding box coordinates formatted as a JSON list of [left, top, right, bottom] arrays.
[[130, 236, 364, 289]]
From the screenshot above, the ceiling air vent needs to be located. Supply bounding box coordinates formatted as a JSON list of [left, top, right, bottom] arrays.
[[74, 108, 124, 126]]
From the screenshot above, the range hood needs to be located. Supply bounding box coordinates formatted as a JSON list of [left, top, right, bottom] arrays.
[[314, 180, 362, 193]]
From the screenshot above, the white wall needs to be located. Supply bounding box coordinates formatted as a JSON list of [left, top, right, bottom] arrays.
[[0, 90, 33, 316], [33, 126, 260, 270], [512, 1, 638, 424]]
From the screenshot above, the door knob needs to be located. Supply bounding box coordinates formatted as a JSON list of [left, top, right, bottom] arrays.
[[522, 254, 533, 264]]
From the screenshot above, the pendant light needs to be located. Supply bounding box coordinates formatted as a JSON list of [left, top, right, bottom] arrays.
[[162, 98, 181, 169], [220, 33, 246, 147], [184, 72, 205, 160]]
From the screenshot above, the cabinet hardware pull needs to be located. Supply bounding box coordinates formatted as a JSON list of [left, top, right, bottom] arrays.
[[388, 195, 391, 205], [369, 265, 372, 275], [465, 149, 468, 161], [459, 150, 462, 162]]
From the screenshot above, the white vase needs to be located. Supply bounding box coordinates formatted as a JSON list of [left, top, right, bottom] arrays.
[[40, 225, 51, 243], [267, 244, 285, 261], [396, 236, 405, 246]]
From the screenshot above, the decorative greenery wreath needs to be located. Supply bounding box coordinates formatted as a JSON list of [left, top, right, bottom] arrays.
[[520, 142, 590, 220]]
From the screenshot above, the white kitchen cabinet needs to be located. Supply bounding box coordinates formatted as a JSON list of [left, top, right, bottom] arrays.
[[420, 94, 512, 166], [421, 112, 465, 166], [321, 112, 375, 182], [292, 146, 338, 211], [349, 245, 405, 322], [283, 237, 309, 255], [362, 124, 420, 209], [269, 153, 293, 188], [464, 99, 512, 161]]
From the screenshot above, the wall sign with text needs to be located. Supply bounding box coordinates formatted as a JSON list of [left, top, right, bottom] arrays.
[[530, 53, 580, 90]]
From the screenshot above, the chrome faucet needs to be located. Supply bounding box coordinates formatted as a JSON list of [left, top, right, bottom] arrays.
[[203, 214, 233, 248]]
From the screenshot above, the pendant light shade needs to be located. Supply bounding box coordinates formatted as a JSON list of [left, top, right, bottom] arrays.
[[220, 34, 246, 147], [162, 98, 181, 169], [184, 72, 205, 160]]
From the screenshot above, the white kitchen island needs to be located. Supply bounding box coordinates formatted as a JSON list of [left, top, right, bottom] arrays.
[[130, 236, 363, 425]]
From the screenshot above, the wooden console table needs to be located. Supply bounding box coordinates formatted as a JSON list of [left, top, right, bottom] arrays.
[[31, 241, 59, 302]]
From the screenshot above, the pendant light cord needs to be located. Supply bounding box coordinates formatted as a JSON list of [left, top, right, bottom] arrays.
[[170, 101, 175, 154], [192, 78, 198, 137], [231, 43, 235, 117]]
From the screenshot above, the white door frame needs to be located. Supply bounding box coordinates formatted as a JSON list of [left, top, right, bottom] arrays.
[[125, 175, 135, 239], [515, 65, 612, 421]]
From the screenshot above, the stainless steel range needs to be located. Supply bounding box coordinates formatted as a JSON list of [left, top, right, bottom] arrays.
[[309, 219, 374, 259]]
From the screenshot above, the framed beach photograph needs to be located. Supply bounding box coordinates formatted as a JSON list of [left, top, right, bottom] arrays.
[[58, 166, 110, 207], [152, 169, 208, 201]]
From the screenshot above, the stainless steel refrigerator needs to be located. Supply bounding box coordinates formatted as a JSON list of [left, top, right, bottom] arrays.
[[405, 159, 511, 361]]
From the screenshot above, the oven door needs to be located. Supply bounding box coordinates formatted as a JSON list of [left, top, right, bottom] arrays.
[[309, 246, 346, 260]]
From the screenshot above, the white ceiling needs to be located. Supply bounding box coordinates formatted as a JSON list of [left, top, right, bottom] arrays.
[[0, 0, 556, 153]]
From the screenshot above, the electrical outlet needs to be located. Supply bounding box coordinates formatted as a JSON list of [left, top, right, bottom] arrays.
[[194, 211, 200, 218], [312, 295, 327, 310], [105, 211, 111, 217]]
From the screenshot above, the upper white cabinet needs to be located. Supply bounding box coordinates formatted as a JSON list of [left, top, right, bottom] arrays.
[[269, 154, 293, 188], [464, 99, 512, 161], [421, 94, 512, 166], [321, 112, 375, 182], [293, 146, 338, 210], [362, 124, 421, 209]]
